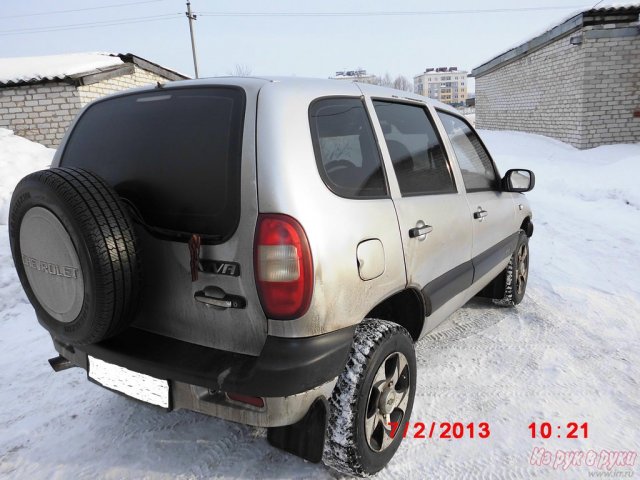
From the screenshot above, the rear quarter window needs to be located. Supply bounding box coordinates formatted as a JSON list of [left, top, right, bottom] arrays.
[[309, 97, 387, 198], [60, 87, 245, 241]]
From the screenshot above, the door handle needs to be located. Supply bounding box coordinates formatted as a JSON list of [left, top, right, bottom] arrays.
[[474, 210, 488, 220], [409, 225, 433, 238], [194, 291, 246, 309]]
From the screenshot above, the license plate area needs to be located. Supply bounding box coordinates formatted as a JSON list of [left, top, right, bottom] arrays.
[[88, 356, 169, 409]]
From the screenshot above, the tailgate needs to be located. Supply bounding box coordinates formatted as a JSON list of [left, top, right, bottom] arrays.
[[58, 82, 267, 355]]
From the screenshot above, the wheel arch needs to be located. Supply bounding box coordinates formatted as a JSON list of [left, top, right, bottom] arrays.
[[365, 288, 426, 342], [520, 216, 533, 237]]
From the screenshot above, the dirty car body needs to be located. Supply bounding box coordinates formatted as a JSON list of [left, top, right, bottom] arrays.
[[10, 76, 534, 475]]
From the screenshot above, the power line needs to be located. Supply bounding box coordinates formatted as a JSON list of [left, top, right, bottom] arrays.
[[0, 4, 591, 38], [197, 5, 589, 17], [0, 0, 169, 20], [0, 14, 181, 37]]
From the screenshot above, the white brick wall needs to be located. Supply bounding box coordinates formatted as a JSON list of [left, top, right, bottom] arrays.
[[77, 65, 169, 106], [0, 65, 174, 148], [580, 30, 640, 148], [475, 25, 640, 149], [0, 82, 79, 147]]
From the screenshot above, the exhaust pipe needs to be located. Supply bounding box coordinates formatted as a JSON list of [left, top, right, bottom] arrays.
[[48, 355, 75, 372]]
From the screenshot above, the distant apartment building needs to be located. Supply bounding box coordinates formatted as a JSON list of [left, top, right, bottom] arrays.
[[414, 67, 468, 106]]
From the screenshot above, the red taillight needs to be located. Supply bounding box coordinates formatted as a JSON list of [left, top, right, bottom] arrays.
[[254, 214, 313, 320], [226, 393, 265, 408]]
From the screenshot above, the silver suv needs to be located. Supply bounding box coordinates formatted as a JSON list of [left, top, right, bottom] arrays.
[[9, 77, 534, 476]]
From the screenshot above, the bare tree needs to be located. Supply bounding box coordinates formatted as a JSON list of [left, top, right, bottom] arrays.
[[374, 72, 393, 88], [368, 73, 412, 91], [392, 75, 413, 92], [230, 64, 252, 77]]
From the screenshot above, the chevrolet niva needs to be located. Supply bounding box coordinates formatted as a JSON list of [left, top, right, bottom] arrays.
[[9, 77, 534, 476]]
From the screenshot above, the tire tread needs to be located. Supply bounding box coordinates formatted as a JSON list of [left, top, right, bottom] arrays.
[[14, 167, 141, 344], [323, 319, 413, 477]]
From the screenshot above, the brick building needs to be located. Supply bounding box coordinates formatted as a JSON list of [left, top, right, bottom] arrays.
[[0, 53, 187, 147], [470, 6, 640, 149]]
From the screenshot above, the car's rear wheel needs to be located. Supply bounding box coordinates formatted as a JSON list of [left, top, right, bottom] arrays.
[[323, 319, 416, 477]]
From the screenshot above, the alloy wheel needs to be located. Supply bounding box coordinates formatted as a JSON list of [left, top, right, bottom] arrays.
[[364, 352, 411, 452], [516, 243, 529, 295]]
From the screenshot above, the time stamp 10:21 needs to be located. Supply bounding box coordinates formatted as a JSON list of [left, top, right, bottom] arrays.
[[388, 422, 589, 440], [529, 422, 589, 439]]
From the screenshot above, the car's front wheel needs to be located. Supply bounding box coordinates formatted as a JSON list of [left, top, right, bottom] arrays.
[[494, 231, 530, 306], [323, 319, 416, 477]]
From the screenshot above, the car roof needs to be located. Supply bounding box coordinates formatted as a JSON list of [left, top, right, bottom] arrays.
[[91, 75, 459, 114]]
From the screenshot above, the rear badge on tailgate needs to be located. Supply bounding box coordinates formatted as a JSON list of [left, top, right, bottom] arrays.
[[199, 260, 240, 277]]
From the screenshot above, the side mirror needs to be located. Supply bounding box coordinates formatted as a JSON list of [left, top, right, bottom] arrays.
[[502, 169, 535, 192]]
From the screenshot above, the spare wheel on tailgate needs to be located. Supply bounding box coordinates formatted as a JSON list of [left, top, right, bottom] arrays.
[[9, 167, 142, 344]]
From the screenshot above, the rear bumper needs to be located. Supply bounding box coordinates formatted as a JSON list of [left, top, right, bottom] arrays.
[[171, 378, 336, 427], [52, 325, 354, 425]]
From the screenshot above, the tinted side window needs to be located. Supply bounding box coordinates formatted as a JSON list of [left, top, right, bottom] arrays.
[[437, 111, 497, 192], [373, 100, 456, 196], [309, 98, 387, 198]]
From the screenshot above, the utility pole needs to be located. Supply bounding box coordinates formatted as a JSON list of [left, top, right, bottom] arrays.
[[185, 1, 199, 78]]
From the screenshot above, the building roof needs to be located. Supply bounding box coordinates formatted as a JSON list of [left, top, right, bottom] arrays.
[[470, 5, 640, 78], [0, 52, 188, 87]]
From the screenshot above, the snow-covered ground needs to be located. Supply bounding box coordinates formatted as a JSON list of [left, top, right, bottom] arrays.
[[0, 129, 52, 225], [463, 112, 475, 126], [0, 128, 638, 479]]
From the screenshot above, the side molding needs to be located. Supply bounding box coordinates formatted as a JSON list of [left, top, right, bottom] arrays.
[[422, 231, 520, 316]]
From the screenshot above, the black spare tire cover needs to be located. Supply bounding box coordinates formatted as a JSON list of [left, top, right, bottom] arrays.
[[9, 167, 142, 345]]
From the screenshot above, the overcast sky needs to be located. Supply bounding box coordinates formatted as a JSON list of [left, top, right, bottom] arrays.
[[0, 0, 623, 92]]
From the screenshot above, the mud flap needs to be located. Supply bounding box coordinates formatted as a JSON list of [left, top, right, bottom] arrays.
[[267, 397, 328, 463], [476, 267, 507, 300]]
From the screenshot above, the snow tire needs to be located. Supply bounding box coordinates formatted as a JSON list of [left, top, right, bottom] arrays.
[[323, 319, 416, 477], [494, 231, 529, 307]]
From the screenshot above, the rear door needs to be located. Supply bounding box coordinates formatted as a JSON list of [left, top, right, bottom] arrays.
[[436, 111, 518, 282], [366, 97, 473, 319]]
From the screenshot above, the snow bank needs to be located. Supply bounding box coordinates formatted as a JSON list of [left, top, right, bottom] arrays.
[[0, 129, 54, 224], [464, 113, 475, 126], [480, 129, 640, 299], [0, 52, 122, 85], [480, 129, 640, 209]]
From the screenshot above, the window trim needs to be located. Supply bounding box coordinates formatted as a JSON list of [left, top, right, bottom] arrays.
[[371, 97, 458, 198], [308, 95, 390, 200], [435, 108, 502, 193]]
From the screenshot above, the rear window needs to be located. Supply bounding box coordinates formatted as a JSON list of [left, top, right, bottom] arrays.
[[61, 87, 246, 241]]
